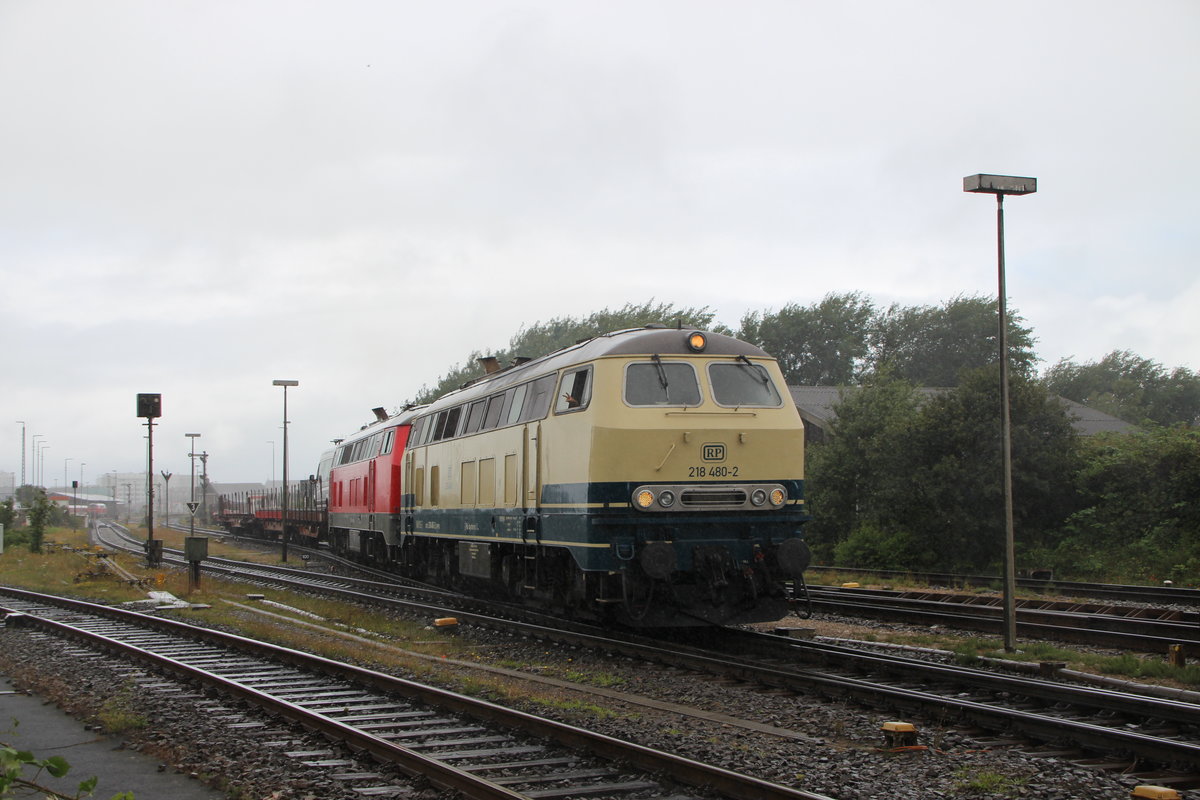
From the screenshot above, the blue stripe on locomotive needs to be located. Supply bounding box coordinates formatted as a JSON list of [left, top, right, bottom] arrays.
[[406, 478, 807, 573]]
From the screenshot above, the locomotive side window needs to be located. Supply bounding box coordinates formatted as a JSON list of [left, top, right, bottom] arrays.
[[432, 406, 462, 442], [463, 400, 487, 435], [708, 362, 784, 407], [555, 366, 593, 413], [505, 384, 529, 426], [624, 361, 702, 406], [381, 429, 395, 455], [519, 375, 556, 421], [482, 393, 505, 430], [410, 416, 428, 446]]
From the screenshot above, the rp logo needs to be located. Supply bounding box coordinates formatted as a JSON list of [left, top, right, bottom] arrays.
[[702, 443, 726, 462]]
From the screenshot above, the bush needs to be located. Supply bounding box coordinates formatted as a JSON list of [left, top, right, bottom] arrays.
[[2, 526, 31, 550], [833, 524, 923, 570]]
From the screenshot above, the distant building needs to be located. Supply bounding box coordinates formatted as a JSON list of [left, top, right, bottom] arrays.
[[788, 385, 1133, 445], [45, 491, 119, 517]]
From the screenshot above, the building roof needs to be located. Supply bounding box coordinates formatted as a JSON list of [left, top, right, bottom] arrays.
[[46, 492, 119, 504], [1057, 398, 1136, 436], [788, 385, 1134, 438]]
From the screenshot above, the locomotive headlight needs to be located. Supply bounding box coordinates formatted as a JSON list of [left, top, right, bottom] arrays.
[[657, 490, 675, 508], [686, 331, 707, 352], [750, 488, 768, 506], [635, 489, 656, 509], [769, 487, 787, 507]]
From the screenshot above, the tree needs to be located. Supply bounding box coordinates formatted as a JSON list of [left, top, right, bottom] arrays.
[[26, 492, 54, 553], [737, 292, 876, 385], [1051, 426, 1200, 581], [868, 294, 1037, 386], [14, 485, 41, 506], [806, 367, 1080, 573], [411, 302, 723, 404], [901, 367, 1080, 571], [804, 372, 922, 565], [1043, 350, 1200, 428], [0, 498, 14, 531]]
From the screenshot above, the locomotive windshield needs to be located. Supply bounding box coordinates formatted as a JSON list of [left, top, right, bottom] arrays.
[[624, 361, 702, 406], [708, 362, 783, 407]]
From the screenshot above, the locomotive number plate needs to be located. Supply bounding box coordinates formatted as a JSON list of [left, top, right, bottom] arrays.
[[688, 465, 739, 478]]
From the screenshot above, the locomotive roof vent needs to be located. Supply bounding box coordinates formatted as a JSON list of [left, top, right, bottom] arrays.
[[477, 356, 501, 374], [372, 407, 388, 422]]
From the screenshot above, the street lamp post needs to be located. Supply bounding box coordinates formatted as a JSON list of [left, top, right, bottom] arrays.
[[31, 434, 43, 488], [273, 379, 298, 563], [38, 444, 49, 488], [964, 173, 1037, 653], [15, 422, 25, 489]]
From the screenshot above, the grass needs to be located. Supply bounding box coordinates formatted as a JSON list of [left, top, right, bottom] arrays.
[[0, 529, 629, 717], [7, 529, 1197, 703], [528, 697, 620, 719], [96, 687, 148, 734], [953, 767, 1027, 796]]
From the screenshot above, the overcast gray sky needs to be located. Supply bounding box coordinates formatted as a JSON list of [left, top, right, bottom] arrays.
[[3, 1, 1197, 487]]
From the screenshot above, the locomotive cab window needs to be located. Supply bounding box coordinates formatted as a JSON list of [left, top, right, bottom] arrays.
[[624, 360, 701, 406], [555, 366, 593, 413], [708, 361, 784, 407]]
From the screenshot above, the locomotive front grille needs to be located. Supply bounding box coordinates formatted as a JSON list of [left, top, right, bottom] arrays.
[[633, 483, 787, 512], [680, 489, 747, 506]]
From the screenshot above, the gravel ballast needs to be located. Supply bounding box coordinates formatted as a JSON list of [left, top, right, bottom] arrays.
[[0, 605, 1169, 800]]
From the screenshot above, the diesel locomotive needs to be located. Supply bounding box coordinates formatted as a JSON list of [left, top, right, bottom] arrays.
[[217, 325, 811, 626]]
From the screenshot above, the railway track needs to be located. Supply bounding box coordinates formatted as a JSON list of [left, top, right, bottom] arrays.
[[805, 585, 1200, 655], [111, 520, 1200, 656], [677, 627, 1200, 779], [807, 564, 1200, 606], [0, 586, 832, 800], [82, 521, 1200, 785]]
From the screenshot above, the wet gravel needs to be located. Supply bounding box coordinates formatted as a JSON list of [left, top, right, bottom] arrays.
[[0, 606, 1178, 800]]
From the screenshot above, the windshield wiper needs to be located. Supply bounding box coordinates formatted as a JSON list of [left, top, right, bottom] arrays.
[[651, 353, 670, 398], [737, 354, 770, 385]]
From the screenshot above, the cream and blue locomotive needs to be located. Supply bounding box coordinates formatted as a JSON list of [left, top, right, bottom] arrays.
[[317, 325, 811, 627]]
